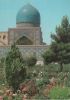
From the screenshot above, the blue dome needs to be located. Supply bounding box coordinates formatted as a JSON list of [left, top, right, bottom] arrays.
[[16, 4, 40, 26]]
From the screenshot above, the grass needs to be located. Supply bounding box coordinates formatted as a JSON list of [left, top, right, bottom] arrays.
[[48, 86, 70, 99]]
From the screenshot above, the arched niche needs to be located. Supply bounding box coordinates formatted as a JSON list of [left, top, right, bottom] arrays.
[[16, 36, 33, 45]]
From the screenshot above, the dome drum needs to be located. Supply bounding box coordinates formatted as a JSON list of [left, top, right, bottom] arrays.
[[16, 23, 36, 28]]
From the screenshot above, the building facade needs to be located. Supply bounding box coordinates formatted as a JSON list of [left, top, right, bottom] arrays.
[[0, 4, 47, 60]]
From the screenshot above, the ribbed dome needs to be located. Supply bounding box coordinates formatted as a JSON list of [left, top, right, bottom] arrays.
[[16, 4, 40, 26]]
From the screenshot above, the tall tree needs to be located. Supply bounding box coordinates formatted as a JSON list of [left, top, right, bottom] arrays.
[[43, 16, 70, 71], [5, 44, 26, 92]]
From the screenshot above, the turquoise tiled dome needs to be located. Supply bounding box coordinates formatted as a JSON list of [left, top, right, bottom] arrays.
[[16, 4, 40, 26]]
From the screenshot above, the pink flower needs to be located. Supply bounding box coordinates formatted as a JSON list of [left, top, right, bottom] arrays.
[[0, 96, 3, 100]]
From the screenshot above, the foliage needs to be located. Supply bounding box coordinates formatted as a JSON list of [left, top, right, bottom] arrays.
[[42, 49, 55, 65], [48, 86, 70, 99], [34, 93, 48, 100], [0, 58, 6, 84], [25, 55, 37, 67], [43, 16, 70, 72], [35, 70, 50, 90], [3, 95, 22, 100], [5, 44, 26, 92]]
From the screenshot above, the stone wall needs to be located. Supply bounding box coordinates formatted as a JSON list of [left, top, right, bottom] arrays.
[[0, 45, 48, 60]]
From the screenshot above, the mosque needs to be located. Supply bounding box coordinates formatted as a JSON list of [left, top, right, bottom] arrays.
[[0, 4, 47, 60]]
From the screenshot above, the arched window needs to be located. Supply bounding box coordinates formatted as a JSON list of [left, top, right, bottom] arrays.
[[3, 35, 6, 39]]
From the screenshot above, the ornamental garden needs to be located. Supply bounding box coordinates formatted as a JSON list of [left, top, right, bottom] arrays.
[[0, 16, 70, 100]]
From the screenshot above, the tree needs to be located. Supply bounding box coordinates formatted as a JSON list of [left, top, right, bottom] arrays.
[[42, 48, 55, 65], [43, 16, 70, 71], [5, 44, 26, 92]]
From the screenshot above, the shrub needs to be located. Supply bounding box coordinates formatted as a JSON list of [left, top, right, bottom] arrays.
[[26, 55, 37, 67], [36, 71, 50, 90]]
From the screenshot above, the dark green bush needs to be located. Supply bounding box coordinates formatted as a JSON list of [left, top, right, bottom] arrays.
[[25, 55, 37, 67]]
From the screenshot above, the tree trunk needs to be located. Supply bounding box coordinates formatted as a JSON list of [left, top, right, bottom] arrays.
[[59, 62, 63, 72]]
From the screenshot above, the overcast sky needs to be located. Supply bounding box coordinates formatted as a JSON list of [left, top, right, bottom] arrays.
[[0, 0, 70, 44]]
